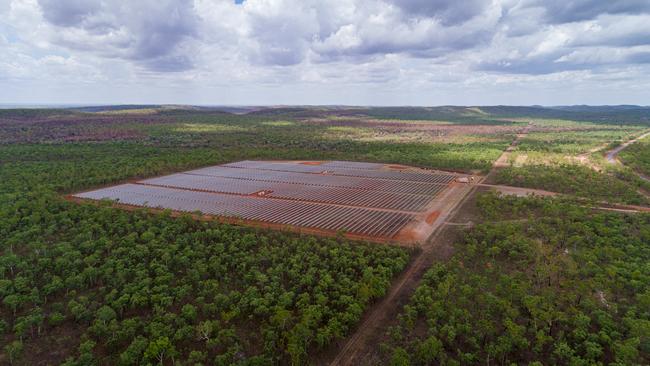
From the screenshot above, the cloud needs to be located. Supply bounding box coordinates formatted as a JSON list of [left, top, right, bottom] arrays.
[[528, 0, 650, 23], [311, 0, 501, 62], [242, 0, 320, 66], [36, 0, 199, 71], [475, 10, 650, 75], [570, 15, 650, 48], [389, 0, 492, 25], [31, 0, 650, 73], [557, 46, 650, 66], [37, 0, 101, 27], [2, 0, 650, 104]]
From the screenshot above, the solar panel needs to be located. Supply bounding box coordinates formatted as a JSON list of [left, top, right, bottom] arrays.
[[74, 184, 415, 238], [138, 172, 436, 211], [73, 160, 463, 241], [320, 160, 385, 170], [140, 173, 262, 195], [220, 160, 457, 184], [186, 167, 447, 196]]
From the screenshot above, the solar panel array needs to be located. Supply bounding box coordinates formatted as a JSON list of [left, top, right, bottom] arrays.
[[142, 173, 262, 195], [224, 160, 387, 171], [223, 160, 457, 184], [73, 160, 461, 239], [141, 172, 435, 211], [319, 160, 385, 170], [76, 184, 413, 238], [185, 166, 446, 196]]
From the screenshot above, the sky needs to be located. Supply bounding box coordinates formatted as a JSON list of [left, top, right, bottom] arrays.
[[1, 0, 649, 106]]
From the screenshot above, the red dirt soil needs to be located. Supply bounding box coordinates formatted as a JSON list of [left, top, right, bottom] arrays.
[[425, 211, 440, 224]]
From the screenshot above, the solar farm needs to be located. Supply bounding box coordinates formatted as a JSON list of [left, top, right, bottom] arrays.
[[72, 160, 474, 243]]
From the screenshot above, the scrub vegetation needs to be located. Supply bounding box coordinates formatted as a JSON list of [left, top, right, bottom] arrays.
[[489, 116, 650, 204], [619, 135, 650, 177], [381, 193, 650, 366], [493, 164, 649, 205], [1, 105, 649, 365]]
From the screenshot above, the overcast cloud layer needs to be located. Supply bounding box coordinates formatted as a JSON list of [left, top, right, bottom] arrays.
[[1, 0, 649, 105]]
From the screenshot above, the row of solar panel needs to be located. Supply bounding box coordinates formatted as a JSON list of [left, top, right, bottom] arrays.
[[184, 166, 446, 196], [317, 160, 386, 170], [140, 173, 438, 211], [74, 184, 414, 238], [222, 160, 457, 184], [232, 160, 389, 171]]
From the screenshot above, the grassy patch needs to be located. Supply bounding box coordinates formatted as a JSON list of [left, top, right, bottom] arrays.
[[174, 123, 249, 133], [619, 135, 650, 177], [493, 164, 648, 205]]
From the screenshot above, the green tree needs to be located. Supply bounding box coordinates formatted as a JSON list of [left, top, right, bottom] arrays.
[[415, 336, 443, 364], [96, 305, 117, 325], [181, 304, 197, 321], [119, 336, 148, 366], [144, 337, 177, 366], [77, 340, 96, 365], [188, 350, 207, 364], [4, 340, 24, 365], [3, 294, 21, 316], [48, 311, 66, 326], [390, 347, 410, 366]]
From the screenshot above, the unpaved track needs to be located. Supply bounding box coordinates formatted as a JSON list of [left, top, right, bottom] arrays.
[[325, 131, 650, 365], [326, 133, 524, 366], [573, 142, 611, 171], [485, 129, 530, 182], [592, 206, 650, 213], [492, 133, 527, 168], [325, 183, 476, 365], [606, 130, 650, 164], [606, 130, 650, 184]]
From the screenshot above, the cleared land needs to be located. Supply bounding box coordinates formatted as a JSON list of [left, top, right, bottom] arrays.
[[72, 160, 473, 243]]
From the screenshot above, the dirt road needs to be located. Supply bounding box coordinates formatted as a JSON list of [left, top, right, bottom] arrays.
[[606, 131, 650, 164], [325, 183, 477, 365], [492, 132, 527, 168], [325, 131, 530, 365], [485, 129, 530, 183], [324, 130, 650, 365], [325, 132, 532, 365], [605, 130, 650, 183]]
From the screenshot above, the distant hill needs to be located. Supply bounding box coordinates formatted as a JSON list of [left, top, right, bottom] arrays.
[[3, 104, 648, 125], [363, 105, 650, 125], [69, 105, 267, 115], [71, 105, 165, 112], [549, 105, 650, 112]]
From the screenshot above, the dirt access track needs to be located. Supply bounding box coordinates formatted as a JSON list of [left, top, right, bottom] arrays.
[[606, 130, 650, 183], [323, 129, 529, 365], [325, 128, 650, 366], [606, 130, 650, 164], [324, 177, 478, 365], [70, 159, 481, 365]]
